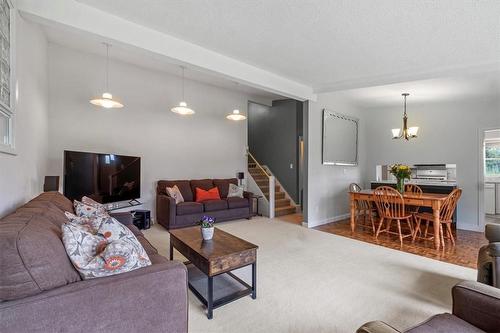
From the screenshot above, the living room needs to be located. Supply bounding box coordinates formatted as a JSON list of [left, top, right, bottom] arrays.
[[1, 1, 500, 333]]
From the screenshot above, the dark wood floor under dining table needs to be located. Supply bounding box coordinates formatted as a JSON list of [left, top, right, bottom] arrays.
[[349, 189, 451, 249]]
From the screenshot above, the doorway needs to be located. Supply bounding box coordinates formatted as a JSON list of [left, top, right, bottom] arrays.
[[483, 129, 500, 225]]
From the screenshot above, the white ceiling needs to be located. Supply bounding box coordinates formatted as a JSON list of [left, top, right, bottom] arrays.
[[76, 0, 500, 92], [42, 25, 285, 102], [339, 73, 500, 108]]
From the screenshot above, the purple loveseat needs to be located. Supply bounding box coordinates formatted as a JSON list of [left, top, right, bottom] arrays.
[[0, 192, 188, 333], [156, 178, 253, 230]]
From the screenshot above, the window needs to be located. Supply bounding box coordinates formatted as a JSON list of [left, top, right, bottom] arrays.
[[485, 140, 500, 177], [0, 0, 14, 154]]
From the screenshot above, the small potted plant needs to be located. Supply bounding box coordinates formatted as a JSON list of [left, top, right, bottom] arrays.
[[199, 216, 215, 241], [389, 164, 412, 194]]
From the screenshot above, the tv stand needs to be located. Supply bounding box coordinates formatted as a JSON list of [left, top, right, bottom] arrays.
[[107, 199, 143, 212]]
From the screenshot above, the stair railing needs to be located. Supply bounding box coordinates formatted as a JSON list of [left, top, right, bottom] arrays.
[[247, 151, 275, 218]]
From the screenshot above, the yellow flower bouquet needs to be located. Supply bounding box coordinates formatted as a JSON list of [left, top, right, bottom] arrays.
[[389, 164, 412, 193]]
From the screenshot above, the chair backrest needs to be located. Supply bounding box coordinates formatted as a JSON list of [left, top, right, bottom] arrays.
[[405, 183, 423, 196], [373, 186, 406, 219], [349, 183, 362, 192], [440, 188, 462, 222]]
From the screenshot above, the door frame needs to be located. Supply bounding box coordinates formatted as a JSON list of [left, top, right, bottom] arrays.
[[478, 126, 500, 230]]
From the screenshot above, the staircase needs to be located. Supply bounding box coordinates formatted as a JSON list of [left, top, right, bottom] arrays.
[[248, 160, 297, 217]]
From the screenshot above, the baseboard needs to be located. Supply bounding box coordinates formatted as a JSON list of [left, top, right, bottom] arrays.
[[306, 213, 350, 228]]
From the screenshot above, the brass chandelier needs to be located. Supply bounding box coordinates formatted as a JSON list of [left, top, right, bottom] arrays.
[[392, 93, 418, 140]]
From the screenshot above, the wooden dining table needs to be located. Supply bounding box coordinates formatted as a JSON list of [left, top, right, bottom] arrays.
[[349, 189, 450, 249]]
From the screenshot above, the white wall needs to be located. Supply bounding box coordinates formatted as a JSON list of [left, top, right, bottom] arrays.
[[306, 91, 365, 228], [362, 96, 500, 231], [47, 44, 265, 219], [0, 15, 48, 217]]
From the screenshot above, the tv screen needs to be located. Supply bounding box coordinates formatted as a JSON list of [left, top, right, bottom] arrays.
[[64, 150, 141, 204]]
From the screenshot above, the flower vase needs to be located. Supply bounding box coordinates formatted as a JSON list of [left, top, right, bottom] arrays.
[[201, 227, 214, 241], [396, 178, 405, 194]]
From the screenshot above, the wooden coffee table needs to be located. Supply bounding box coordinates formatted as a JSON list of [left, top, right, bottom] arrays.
[[169, 226, 258, 319]]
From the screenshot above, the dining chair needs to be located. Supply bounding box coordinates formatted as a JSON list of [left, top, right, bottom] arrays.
[[373, 186, 414, 246], [405, 184, 422, 234], [349, 183, 376, 233], [412, 188, 462, 249]]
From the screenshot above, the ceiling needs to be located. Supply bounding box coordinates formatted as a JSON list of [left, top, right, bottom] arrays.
[[339, 73, 500, 108], [42, 25, 285, 102], [76, 0, 500, 92]]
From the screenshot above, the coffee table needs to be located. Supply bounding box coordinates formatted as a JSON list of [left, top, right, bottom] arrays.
[[169, 226, 258, 319]]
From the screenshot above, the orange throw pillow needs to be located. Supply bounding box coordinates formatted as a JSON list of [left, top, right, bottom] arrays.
[[195, 187, 221, 202]]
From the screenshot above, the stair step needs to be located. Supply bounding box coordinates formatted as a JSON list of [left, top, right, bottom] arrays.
[[259, 185, 281, 192], [275, 206, 296, 217], [275, 198, 291, 207], [263, 191, 285, 200]]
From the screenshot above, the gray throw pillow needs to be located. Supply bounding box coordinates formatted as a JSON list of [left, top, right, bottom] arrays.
[[227, 183, 244, 198]]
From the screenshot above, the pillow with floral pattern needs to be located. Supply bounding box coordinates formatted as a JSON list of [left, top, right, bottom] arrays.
[[62, 214, 151, 279], [74, 197, 108, 218]]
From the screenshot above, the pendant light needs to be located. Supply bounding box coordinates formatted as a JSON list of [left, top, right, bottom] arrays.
[[171, 66, 195, 115], [392, 93, 418, 140], [89, 43, 124, 109], [226, 82, 246, 121], [226, 109, 247, 121]]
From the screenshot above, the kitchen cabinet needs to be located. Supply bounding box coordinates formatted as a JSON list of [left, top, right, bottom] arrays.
[[496, 184, 500, 214]]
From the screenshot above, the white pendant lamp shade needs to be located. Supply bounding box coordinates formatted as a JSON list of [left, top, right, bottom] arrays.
[[171, 101, 195, 115], [171, 66, 195, 115], [90, 92, 123, 109], [89, 43, 123, 109], [226, 109, 247, 121]]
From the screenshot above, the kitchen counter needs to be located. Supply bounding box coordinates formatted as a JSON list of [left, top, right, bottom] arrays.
[[371, 179, 457, 187]]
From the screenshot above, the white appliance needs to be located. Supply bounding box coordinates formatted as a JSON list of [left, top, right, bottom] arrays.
[[485, 183, 496, 215]]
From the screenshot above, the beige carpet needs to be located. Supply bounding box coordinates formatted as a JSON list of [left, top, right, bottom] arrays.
[[143, 217, 476, 333]]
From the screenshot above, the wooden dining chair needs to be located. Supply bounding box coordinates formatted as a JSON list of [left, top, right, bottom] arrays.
[[412, 188, 462, 249], [405, 184, 422, 232], [373, 186, 414, 246], [349, 183, 376, 233]]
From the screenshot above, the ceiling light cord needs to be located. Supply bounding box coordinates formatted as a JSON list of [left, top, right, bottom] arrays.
[[105, 43, 110, 92], [181, 66, 185, 101]]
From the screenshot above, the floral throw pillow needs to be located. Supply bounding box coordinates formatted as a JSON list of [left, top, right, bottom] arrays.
[[62, 214, 151, 279], [74, 197, 108, 218]]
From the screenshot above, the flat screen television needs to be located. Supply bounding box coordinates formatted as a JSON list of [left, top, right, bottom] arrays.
[[64, 150, 141, 204]]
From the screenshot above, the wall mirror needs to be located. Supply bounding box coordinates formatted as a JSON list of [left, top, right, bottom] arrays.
[[322, 109, 358, 166]]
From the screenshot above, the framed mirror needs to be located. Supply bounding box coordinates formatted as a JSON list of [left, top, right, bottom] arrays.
[[322, 109, 358, 166]]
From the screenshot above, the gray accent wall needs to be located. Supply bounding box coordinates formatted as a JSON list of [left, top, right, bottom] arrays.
[[248, 99, 303, 202]]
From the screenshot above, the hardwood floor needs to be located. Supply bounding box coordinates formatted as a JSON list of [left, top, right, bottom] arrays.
[[279, 213, 303, 225], [314, 218, 487, 269]]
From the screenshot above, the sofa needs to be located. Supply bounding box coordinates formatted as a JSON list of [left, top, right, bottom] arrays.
[[357, 280, 500, 333], [0, 191, 188, 333], [156, 178, 254, 230], [478, 223, 500, 288]]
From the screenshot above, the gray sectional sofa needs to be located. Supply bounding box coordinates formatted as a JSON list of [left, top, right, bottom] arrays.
[[0, 192, 188, 333]]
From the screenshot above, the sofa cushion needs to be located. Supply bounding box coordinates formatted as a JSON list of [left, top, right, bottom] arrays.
[[227, 183, 244, 198], [203, 199, 228, 212], [226, 197, 250, 209], [176, 202, 203, 216], [213, 178, 238, 198], [137, 235, 159, 255], [190, 179, 214, 195], [406, 314, 484, 333], [16, 201, 69, 228], [158, 180, 193, 202], [28, 191, 74, 213], [0, 212, 81, 301]]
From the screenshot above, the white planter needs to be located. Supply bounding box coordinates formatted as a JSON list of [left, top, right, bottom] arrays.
[[201, 227, 214, 241]]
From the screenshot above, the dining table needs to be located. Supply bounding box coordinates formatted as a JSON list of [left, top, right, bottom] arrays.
[[349, 189, 450, 249]]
